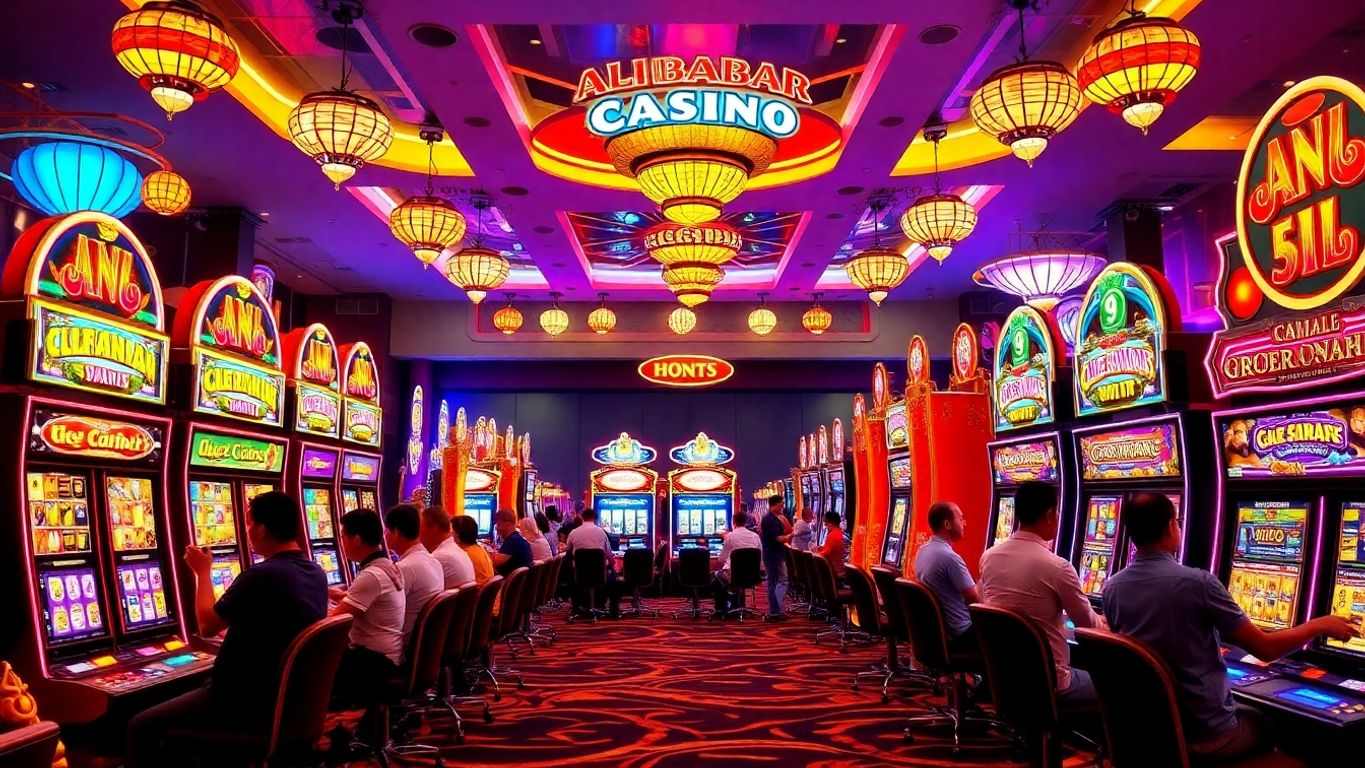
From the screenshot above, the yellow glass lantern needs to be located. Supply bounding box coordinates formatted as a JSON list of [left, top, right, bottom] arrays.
[[587, 294, 617, 335], [1077, 14, 1201, 134], [802, 296, 832, 335], [140, 169, 191, 215], [606, 124, 776, 224], [540, 293, 569, 336], [748, 295, 777, 336], [668, 306, 697, 335], [844, 246, 909, 305], [492, 294, 523, 335], [111, 1, 240, 119], [445, 246, 509, 304]]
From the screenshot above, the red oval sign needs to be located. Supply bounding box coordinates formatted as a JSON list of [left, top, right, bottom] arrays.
[[39, 415, 155, 460], [638, 355, 734, 388]]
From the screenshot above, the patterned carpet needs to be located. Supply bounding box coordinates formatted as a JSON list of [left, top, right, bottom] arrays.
[[340, 597, 1097, 767]]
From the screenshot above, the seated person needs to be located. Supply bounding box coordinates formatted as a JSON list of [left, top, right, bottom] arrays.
[[329, 509, 406, 710], [535, 511, 557, 557], [565, 507, 620, 617], [713, 510, 761, 616], [979, 481, 1105, 711], [815, 511, 847, 582], [1103, 493, 1356, 761], [491, 509, 533, 576], [127, 492, 327, 768], [790, 506, 816, 552], [520, 516, 553, 562], [913, 501, 980, 654], [420, 505, 476, 588], [386, 504, 445, 642], [454, 514, 495, 585]]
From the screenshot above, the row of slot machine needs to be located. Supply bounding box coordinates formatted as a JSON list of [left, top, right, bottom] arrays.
[[979, 78, 1365, 737], [0, 212, 386, 724], [430, 410, 541, 539], [791, 421, 855, 548]]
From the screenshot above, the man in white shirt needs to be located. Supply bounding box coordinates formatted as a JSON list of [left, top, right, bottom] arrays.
[[979, 481, 1105, 710], [713, 510, 761, 616], [383, 504, 445, 642], [565, 507, 619, 617], [419, 504, 476, 588], [330, 508, 406, 708]]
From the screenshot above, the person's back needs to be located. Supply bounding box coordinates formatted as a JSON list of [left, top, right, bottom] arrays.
[[791, 512, 815, 551], [454, 514, 495, 585], [420, 505, 476, 588], [386, 504, 445, 639], [913, 502, 979, 647]]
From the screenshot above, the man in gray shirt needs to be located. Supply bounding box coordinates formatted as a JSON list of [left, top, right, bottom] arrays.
[[913, 501, 980, 653]]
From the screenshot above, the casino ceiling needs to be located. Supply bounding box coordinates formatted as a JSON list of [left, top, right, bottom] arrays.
[[0, 0, 1362, 304]]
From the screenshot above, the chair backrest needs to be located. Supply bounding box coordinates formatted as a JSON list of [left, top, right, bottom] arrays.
[[677, 547, 712, 587], [895, 578, 952, 671], [539, 554, 563, 606], [518, 561, 547, 625], [968, 604, 1060, 731], [443, 581, 480, 662], [792, 548, 811, 591], [495, 567, 530, 636], [808, 551, 837, 601], [654, 543, 669, 573], [269, 614, 354, 754], [729, 547, 762, 588], [406, 589, 463, 695], [0, 721, 60, 768], [844, 566, 882, 636], [573, 547, 608, 588], [1074, 628, 1191, 768], [622, 548, 654, 587], [782, 545, 798, 588], [871, 566, 908, 642], [465, 575, 504, 659]]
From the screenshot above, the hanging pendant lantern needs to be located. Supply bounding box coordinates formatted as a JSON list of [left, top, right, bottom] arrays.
[[1076, 7, 1201, 135], [492, 293, 523, 335], [390, 126, 465, 268], [587, 293, 617, 335], [111, 1, 241, 120], [748, 294, 777, 336], [802, 294, 832, 335], [445, 197, 509, 303], [540, 292, 569, 336]]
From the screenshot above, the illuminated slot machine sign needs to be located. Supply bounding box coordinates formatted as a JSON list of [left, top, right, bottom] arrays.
[[669, 433, 737, 557], [186, 427, 287, 580], [1074, 263, 1173, 417], [340, 342, 381, 449], [988, 438, 1061, 545], [590, 432, 659, 553], [1078, 422, 1184, 482], [286, 324, 341, 439], [1205, 77, 1365, 398], [176, 276, 285, 428], [1219, 403, 1365, 479], [463, 467, 499, 537], [994, 306, 1056, 431]]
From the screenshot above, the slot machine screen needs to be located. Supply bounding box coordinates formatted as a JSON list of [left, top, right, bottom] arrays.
[[1227, 500, 1309, 630], [342, 488, 360, 512], [209, 555, 241, 600], [37, 564, 106, 645], [106, 476, 156, 551], [243, 483, 274, 503], [27, 471, 91, 556], [673, 494, 732, 538], [882, 496, 910, 565], [994, 496, 1016, 546], [311, 545, 344, 586], [464, 493, 495, 537], [595, 494, 652, 541], [360, 490, 377, 510], [114, 563, 171, 630], [1326, 502, 1365, 657], [889, 457, 912, 489], [303, 487, 334, 539], [190, 480, 236, 547], [1079, 496, 1122, 596]]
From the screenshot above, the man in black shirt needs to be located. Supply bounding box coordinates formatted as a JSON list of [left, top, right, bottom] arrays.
[[490, 508, 533, 576], [759, 495, 791, 620], [127, 491, 328, 767]]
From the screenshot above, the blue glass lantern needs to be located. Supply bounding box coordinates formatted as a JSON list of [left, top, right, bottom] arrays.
[[10, 141, 143, 218]]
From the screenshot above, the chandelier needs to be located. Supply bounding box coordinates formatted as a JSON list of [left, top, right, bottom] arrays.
[[141, 169, 191, 215], [846, 197, 909, 305], [973, 250, 1106, 310], [1077, 6, 1201, 134], [606, 125, 777, 225], [969, 0, 1080, 166], [643, 221, 742, 265], [390, 126, 465, 268], [11, 141, 142, 218], [287, 2, 391, 188], [802, 295, 832, 335], [587, 293, 617, 335], [900, 128, 977, 264], [660, 263, 726, 307], [492, 293, 523, 335], [444, 198, 509, 303], [748, 294, 777, 336], [668, 306, 697, 335], [540, 293, 569, 336], [111, 1, 241, 120]]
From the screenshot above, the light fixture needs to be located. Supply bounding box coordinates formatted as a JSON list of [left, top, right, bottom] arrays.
[[846, 197, 909, 305], [390, 126, 466, 268], [972, 250, 1106, 310], [492, 293, 523, 335], [606, 124, 777, 224], [900, 127, 977, 264], [643, 221, 742, 266], [1076, 5, 1201, 135], [287, 1, 392, 188], [11, 141, 142, 218], [660, 262, 726, 307], [587, 293, 617, 335], [969, 0, 1080, 166], [668, 306, 697, 335], [802, 294, 832, 335], [111, 1, 241, 120], [748, 293, 777, 336], [141, 169, 191, 215], [445, 197, 509, 303], [540, 293, 569, 336]]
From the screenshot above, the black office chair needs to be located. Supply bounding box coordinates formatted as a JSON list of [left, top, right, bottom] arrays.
[[810, 554, 853, 644], [825, 564, 876, 650], [0, 721, 60, 768], [371, 589, 464, 765], [714, 547, 762, 621], [782, 545, 810, 615], [1074, 629, 1302, 768], [621, 548, 660, 618], [672, 547, 713, 620], [570, 547, 609, 623]]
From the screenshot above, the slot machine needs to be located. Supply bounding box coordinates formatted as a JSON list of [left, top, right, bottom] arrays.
[[170, 276, 290, 617], [825, 419, 857, 552], [986, 307, 1072, 551], [782, 478, 796, 522], [0, 212, 212, 723], [281, 323, 346, 586], [879, 399, 912, 570], [520, 433, 539, 520], [588, 432, 659, 554], [668, 433, 737, 558], [1066, 263, 1213, 605], [1200, 77, 1365, 737], [337, 342, 383, 520], [460, 416, 501, 538], [796, 433, 822, 526], [814, 425, 834, 546]]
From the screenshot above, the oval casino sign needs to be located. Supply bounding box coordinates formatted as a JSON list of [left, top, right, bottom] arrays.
[[638, 355, 734, 387]]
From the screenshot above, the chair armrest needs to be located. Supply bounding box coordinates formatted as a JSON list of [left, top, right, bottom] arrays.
[[0, 720, 61, 760]]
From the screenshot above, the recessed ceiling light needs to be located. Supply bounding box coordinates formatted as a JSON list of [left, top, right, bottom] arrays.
[[20, 81, 36, 89], [835, 37, 847, 44], [409, 23, 459, 48], [1283, 80, 1295, 88], [530, 38, 542, 46], [259, 211, 270, 217], [918, 25, 961, 46]]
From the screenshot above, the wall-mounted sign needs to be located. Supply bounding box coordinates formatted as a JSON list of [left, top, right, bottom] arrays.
[[949, 323, 983, 386], [907, 335, 930, 387], [3, 212, 170, 404], [637, 354, 734, 388], [990, 438, 1060, 485], [407, 385, 424, 477], [30, 408, 161, 463], [575, 56, 812, 139], [341, 451, 380, 482], [670, 432, 735, 466], [300, 447, 339, 479], [176, 276, 285, 427], [994, 306, 1056, 431], [885, 402, 909, 449], [1221, 401, 1365, 478], [593, 468, 655, 493], [672, 467, 735, 493], [1074, 263, 1171, 417], [592, 432, 657, 467], [1078, 421, 1184, 480], [1206, 77, 1365, 397], [341, 342, 381, 447], [284, 324, 340, 439], [188, 428, 286, 473]]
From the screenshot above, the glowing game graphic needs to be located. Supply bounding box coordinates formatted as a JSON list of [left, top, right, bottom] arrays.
[[188, 428, 285, 474], [31, 408, 161, 463], [994, 306, 1056, 430], [1074, 263, 1170, 417], [288, 324, 341, 439], [179, 276, 284, 427], [885, 402, 908, 449], [1079, 422, 1183, 480], [990, 438, 1060, 484], [1222, 403, 1365, 478], [341, 343, 381, 448]]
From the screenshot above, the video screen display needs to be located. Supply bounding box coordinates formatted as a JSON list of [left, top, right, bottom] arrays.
[[210, 555, 241, 600], [1080, 546, 1114, 596], [38, 565, 105, 644], [190, 480, 236, 547], [360, 490, 377, 510], [311, 545, 344, 586], [1084, 496, 1122, 547], [1233, 501, 1308, 563], [673, 494, 732, 537], [994, 496, 1015, 546], [342, 488, 360, 513], [107, 476, 157, 552], [1327, 503, 1365, 656], [27, 471, 90, 555], [243, 483, 274, 502], [115, 562, 171, 630], [303, 487, 334, 540], [1229, 561, 1302, 630], [889, 457, 912, 489], [596, 494, 653, 537], [882, 496, 910, 566], [463, 493, 495, 536]]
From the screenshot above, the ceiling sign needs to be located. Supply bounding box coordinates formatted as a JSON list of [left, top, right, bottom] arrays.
[[176, 275, 284, 427], [638, 354, 734, 388], [1074, 263, 1173, 417], [1206, 76, 1365, 397], [994, 306, 1056, 431]]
